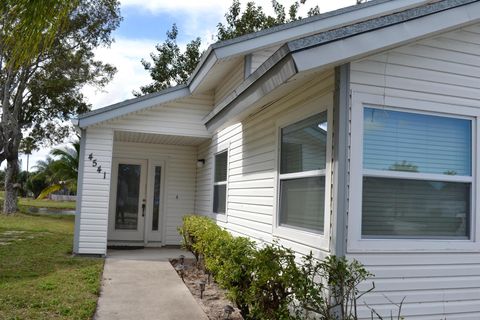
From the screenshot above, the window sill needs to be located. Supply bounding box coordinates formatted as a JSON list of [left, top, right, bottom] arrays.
[[347, 238, 480, 253], [273, 225, 329, 250], [209, 212, 227, 223]]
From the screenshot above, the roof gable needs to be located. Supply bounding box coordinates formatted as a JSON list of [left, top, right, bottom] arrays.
[[204, 0, 480, 131], [77, 0, 479, 129]]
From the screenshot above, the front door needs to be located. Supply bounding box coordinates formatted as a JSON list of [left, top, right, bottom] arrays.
[[108, 159, 147, 242]]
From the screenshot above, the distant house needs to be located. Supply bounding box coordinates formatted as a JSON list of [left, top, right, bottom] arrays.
[[73, 0, 480, 317]]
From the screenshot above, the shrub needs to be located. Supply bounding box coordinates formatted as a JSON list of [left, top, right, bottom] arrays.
[[178, 215, 217, 262], [178, 215, 379, 320], [212, 236, 256, 318], [293, 254, 373, 320], [247, 244, 299, 320], [179, 215, 255, 317]]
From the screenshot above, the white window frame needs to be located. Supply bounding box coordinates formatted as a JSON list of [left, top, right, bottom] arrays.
[[212, 148, 229, 218], [348, 92, 480, 253], [273, 94, 333, 250]]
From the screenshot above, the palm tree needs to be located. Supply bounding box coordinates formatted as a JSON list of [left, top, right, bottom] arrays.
[[34, 140, 80, 199], [29, 157, 56, 198], [19, 137, 38, 177], [50, 141, 80, 187]]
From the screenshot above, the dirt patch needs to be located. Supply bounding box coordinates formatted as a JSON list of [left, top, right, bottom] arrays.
[[171, 258, 243, 320]]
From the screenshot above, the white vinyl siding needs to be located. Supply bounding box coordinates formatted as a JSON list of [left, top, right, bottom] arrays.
[[195, 71, 334, 257], [76, 127, 114, 255], [112, 141, 197, 245], [100, 94, 213, 138], [348, 24, 480, 319], [214, 60, 244, 106], [248, 45, 281, 75]]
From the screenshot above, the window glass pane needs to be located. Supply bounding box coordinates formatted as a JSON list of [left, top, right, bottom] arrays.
[[214, 151, 228, 182], [363, 108, 471, 176], [152, 166, 161, 231], [213, 184, 226, 214], [362, 177, 470, 238], [281, 112, 327, 174], [280, 176, 325, 232], [115, 164, 141, 230]]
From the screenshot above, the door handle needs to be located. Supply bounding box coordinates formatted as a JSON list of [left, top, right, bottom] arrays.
[[142, 204, 146, 217]]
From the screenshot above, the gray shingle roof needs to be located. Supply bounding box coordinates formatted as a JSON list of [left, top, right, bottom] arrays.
[[287, 0, 478, 52]]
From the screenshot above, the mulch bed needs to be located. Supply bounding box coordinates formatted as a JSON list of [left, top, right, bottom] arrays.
[[171, 257, 243, 320]]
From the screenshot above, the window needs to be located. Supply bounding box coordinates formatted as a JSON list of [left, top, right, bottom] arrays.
[[278, 112, 328, 233], [362, 107, 472, 239], [213, 151, 228, 214]]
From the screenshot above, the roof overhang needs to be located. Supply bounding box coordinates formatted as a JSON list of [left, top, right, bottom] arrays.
[[77, 85, 190, 128], [187, 0, 430, 94], [204, 0, 480, 132]]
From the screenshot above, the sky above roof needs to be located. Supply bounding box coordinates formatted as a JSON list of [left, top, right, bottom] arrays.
[[22, 0, 356, 171], [82, 0, 357, 110]]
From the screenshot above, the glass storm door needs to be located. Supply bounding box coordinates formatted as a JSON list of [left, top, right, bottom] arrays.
[[108, 159, 147, 242]]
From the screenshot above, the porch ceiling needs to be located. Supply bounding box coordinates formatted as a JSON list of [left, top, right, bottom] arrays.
[[114, 131, 210, 146]]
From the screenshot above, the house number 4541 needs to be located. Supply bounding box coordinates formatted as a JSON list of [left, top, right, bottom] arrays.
[[88, 153, 107, 179]]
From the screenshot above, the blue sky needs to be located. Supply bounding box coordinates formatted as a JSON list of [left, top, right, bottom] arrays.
[[22, 0, 356, 170], [83, 0, 356, 109]]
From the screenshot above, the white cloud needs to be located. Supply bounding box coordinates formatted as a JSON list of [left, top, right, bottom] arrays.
[[83, 37, 157, 109], [120, 0, 357, 44], [120, 0, 232, 14], [14, 38, 157, 171], [120, 0, 356, 16]]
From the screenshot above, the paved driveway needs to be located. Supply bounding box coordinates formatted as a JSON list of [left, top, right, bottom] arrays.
[[94, 248, 208, 320]]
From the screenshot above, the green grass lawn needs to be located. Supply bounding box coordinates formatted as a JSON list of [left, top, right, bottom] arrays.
[[0, 213, 104, 320], [0, 191, 76, 210]]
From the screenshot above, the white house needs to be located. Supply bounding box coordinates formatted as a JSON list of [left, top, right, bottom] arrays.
[[73, 0, 480, 318]]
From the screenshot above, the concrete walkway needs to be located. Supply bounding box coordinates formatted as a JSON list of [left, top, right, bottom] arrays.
[[94, 248, 208, 320]]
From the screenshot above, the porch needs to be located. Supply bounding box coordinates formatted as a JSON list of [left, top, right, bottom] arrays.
[[74, 129, 210, 255]]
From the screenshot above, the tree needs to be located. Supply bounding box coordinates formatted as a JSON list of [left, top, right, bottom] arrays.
[[2, 0, 78, 68], [0, 0, 121, 214], [19, 136, 38, 177], [217, 0, 319, 41], [29, 139, 80, 199], [134, 24, 202, 96], [136, 0, 319, 96], [29, 157, 57, 198]]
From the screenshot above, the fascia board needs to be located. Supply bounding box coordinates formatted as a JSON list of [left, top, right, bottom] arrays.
[[293, 1, 480, 73], [190, 0, 428, 92], [78, 87, 190, 128], [188, 50, 218, 93]]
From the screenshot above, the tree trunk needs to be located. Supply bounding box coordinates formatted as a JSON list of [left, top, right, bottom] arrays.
[[4, 158, 19, 214]]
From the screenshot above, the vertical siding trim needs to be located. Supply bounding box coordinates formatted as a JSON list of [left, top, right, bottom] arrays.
[[73, 128, 86, 254], [331, 64, 350, 257]]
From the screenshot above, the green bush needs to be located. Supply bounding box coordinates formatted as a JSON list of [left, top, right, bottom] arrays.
[[247, 244, 299, 320], [179, 215, 377, 320], [178, 215, 218, 262], [293, 254, 373, 320]]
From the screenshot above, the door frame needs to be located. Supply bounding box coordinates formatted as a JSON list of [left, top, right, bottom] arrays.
[[108, 158, 148, 242], [144, 160, 167, 245]]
